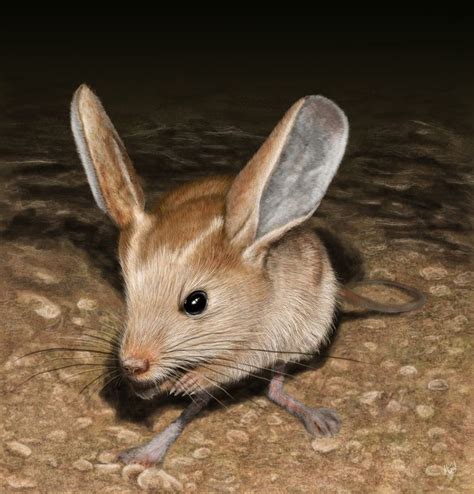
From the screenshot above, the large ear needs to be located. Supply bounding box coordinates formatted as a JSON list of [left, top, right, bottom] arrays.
[[70, 84, 145, 228], [225, 95, 348, 259]]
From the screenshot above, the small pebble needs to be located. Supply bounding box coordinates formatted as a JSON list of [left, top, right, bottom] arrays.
[[6, 441, 32, 458], [432, 442, 447, 453], [157, 470, 183, 492], [122, 464, 146, 481], [240, 410, 259, 425], [329, 359, 350, 371], [42, 455, 59, 468], [76, 417, 93, 429], [419, 266, 448, 280], [448, 315, 468, 332], [47, 430, 67, 441], [386, 400, 402, 413], [253, 398, 268, 409], [311, 437, 341, 453], [97, 451, 116, 463], [95, 463, 121, 475], [370, 268, 394, 280], [168, 456, 195, 468], [453, 271, 473, 286], [346, 440, 362, 452], [192, 447, 211, 459], [429, 285, 451, 297], [34, 269, 59, 284], [428, 427, 446, 439], [427, 379, 449, 391], [391, 459, 406, 472], [7, 476, 38, 489], [425, 464, 445, 477], [73, 459, 93, 472], [416, 405, 434, 419], [359, 391, 382, 405], [226, 429, 249, 444], [117, 429, 140, 444], [17, 291, 61, 319], [365, 319, 386, 330], [364, 342, 378, 351], [72, 317, 86, 326], [137, 468, 183, 492], [77, 298, 98, 311], [186, 430, 214, 446], [266, 413, 283, 425], [399, 365, 418, 377], [380, 359, 397, 370]]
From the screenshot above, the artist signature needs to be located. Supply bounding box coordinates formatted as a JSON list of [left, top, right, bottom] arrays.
[[444, 462, 457, 480]]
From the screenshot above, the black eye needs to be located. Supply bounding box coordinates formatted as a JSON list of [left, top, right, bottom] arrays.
[[183, 290, 208, 316]]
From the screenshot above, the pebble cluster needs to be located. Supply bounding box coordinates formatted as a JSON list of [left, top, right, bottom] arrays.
[[0, 111, 471, 492]]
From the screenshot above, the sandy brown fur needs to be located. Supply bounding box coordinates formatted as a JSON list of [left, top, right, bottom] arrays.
[[71, 86, 347, 397]]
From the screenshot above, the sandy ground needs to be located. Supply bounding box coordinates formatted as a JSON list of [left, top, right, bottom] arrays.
[[0, 51, 473, 492]]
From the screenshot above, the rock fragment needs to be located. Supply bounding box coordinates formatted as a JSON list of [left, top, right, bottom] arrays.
[[398, 365, 418, 377], [192, 447, 211, 459], [137, 468, 183, 492], [419, 266, 448, 280], [122, 464, 146, 481], [425, 464, 445, 477], [95, 463, 121, 475], [7, 476, 37, 489], [311, 437, 341, 453], [226, 429, 249, 444], [17, 291, 61, 319], [6, 441, 32, 458], [77, 298, 98, 311], [73, 459, 93, 471], [427, 379, 449, 391], [359, 391, 382, 405], [416, 405, 434, 419]]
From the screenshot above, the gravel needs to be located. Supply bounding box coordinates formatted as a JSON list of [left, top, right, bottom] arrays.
[[311, 438, 341, 453], [6, 441, 32, 458]]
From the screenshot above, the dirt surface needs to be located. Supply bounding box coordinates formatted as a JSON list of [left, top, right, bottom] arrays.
[[0, 47, 473, 493]]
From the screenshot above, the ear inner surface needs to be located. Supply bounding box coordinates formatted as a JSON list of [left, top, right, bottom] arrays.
[[71, 84, 145, 228], [225, 95, 348, 255], [71, 92, 107, 213], [225, 98, 305, 246], [257, 96, 348, 240]]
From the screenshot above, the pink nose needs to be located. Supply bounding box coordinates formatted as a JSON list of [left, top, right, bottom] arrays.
[[122, 357, 150, 377]]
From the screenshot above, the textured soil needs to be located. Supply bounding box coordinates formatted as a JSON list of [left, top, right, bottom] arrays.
[[0, 49, 473, 493]]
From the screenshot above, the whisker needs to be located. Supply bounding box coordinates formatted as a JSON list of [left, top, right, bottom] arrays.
[[14, 362, 111, 389], [88, 371, 122, 399], [54, 340, 114, 356], [60, 366, 111, 382], [164, 345, 371, 365], [79, 369, 118, 396], [206, 362, 273, 384], [164, 330, 257, 354], [16, 347, 112, 361], [81, 330, 122, 348], [158, 352, 294, 379], [34, 356, 110, 367], [198, 371, 235, 400], [190, 380, 228, 409]]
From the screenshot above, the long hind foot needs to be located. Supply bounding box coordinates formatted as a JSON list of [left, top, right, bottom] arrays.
[[266, 364, 341, 438], [298, 405, 341, 437]]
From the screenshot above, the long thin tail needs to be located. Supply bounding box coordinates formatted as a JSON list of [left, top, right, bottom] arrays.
[[340, 279, 426, 314]]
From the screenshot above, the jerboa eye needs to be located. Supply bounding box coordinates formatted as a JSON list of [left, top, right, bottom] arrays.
[[183, 291, 208, 315]]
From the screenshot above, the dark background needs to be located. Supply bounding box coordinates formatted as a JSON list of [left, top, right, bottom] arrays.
[[0, 16, 472, 284]]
